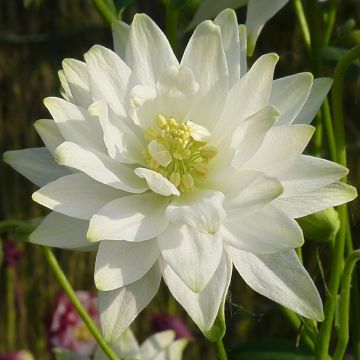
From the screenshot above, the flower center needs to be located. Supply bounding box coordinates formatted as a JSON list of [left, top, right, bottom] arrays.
[[143, 115, 217, 192]]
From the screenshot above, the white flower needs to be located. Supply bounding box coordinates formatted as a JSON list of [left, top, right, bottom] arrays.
[[4, 10, 356, 341], [188, 0, 289, 54]]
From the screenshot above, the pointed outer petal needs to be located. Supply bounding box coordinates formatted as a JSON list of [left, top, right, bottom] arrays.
[[187, 0, 248, 30], [243, 124, 315, 177], [279, 155, 349, 197], [58, 69, 73, 102], [158, 223, 223, 292], [181, 20, 228, 96], [87, 192, 170, 242], [187, 121, 211, 142], [112, 20, 130, 61], [246, 0, 289, 55], [222, 203, 304, 254], [214, 9, 240, 87], [126, 14, 178, 87], [165, 190, 226, 234], [230, 106, 280, 168], [229, 247, 324, 320], [99, 263, 161, 342], [213, 53, 278, 142], [134, 168, 180, 196], [140, 330, 175, 359], [276, 182, 357, 218], [95, 239, 159, 290], [55, 141, 147, 193], [34, 119, 64, 155], [293, 78, 333, 125], [270, 73, 313, 126], [84, 45, 136, 117], [32, 173, 125, 220], [239, 25, 248, 77], [88, 100, 145, 165], [223, 172, 283, 216], [152, 339, 188, 360], [29, 212, 91, 249], [62, 59, 91, 108], [162, 250, 232, 333], [44, 97, 105, 153], [3, 147, 70, 187]]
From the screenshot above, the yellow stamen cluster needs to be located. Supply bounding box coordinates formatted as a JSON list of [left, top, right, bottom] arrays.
[[143, 115, 217, 192]]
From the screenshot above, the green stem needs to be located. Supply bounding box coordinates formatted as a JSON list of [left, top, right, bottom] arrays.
[[321, 99, 337, 162], [215, 339, 228, 360], [91, 0, 116, 26], [323, 0, 339, 46], [165, 1, 178, 54], [316, 45, 360, 359], [293, 0, 311, 51], [42, 246, 120, 360], [333, 250, 360, 360]]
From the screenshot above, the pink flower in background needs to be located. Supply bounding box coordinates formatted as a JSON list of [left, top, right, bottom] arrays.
[[150, 313, 194, 340], [0, 351, 34, 360], [49, 291, 99, 356], [2, 241, 21, 268]]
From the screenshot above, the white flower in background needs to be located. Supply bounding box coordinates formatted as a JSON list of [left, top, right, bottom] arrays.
[[188, 0, 289, 54], [4, 9, 357, 342], [54, 329, 187, 360]]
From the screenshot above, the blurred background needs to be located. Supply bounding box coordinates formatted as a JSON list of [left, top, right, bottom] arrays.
[[1, 0, 360, 359]]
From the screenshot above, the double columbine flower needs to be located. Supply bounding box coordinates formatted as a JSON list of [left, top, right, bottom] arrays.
[[4, 9, 356, 341]]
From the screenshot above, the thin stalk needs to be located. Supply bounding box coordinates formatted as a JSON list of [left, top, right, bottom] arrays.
[[91, 0, 116, 26], [315, 45, 360, 359], [42, 246, 120, 360], [323, 0, 339, 46], [165, 1, 178, 54], [293, 0, 311, 51], [333, 250, 360, 360], [215, 339, 229, 360], [321, 99, 337, 162]]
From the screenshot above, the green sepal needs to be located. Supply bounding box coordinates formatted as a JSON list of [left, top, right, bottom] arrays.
[[203, 300, 226, 342], [297, 207, 340, 243]]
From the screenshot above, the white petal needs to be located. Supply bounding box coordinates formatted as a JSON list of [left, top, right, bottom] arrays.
[[34, 119, 64, 155], [223, 172, 283, 215], [270, 73, 313, 126], [158, 224, 223, 292], [222, 203, 303, 253], [134, 168, 180, 196], [3, 147, 70, 187], [99, 263, 161, 342], [230, 105, 280, 167], [32, 173, 124, 220], [229, 247, 324, 320], [87, 193, 169, 242], [44, 97, 105, 153], [62, 59, 91, 108], [148, 140, 172, 167], [279, 155, 348, 197], [246, 0, 289, 55], [162, 251, 231, 333], [187, 121, 211, 142], [29, 212, 92, 250], [214, 53, 278, 141], [58, 69, 73, 102], [243, 124, 314, 177], [294, 78, 333, 124], [55, 141, 147, 193], [126, 14, 178, 86], [276, 182, 357, 218], [181, 20, 228, 95], [239, 25, 248, 77], [187, 0, 248, 30], [112, 20, 130, 61], [166, 190, 226, 234], [140, 330, 175, 359], [89, 100, 144, 164], [95, 239, 159, 290], [84, 45, 135, 116], [214, 9, 241, 86], [153, 339, 188, 360]]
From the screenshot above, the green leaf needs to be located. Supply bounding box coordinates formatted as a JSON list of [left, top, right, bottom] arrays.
[[53, 348, 90, 360], [229, 339, 315, 360]]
